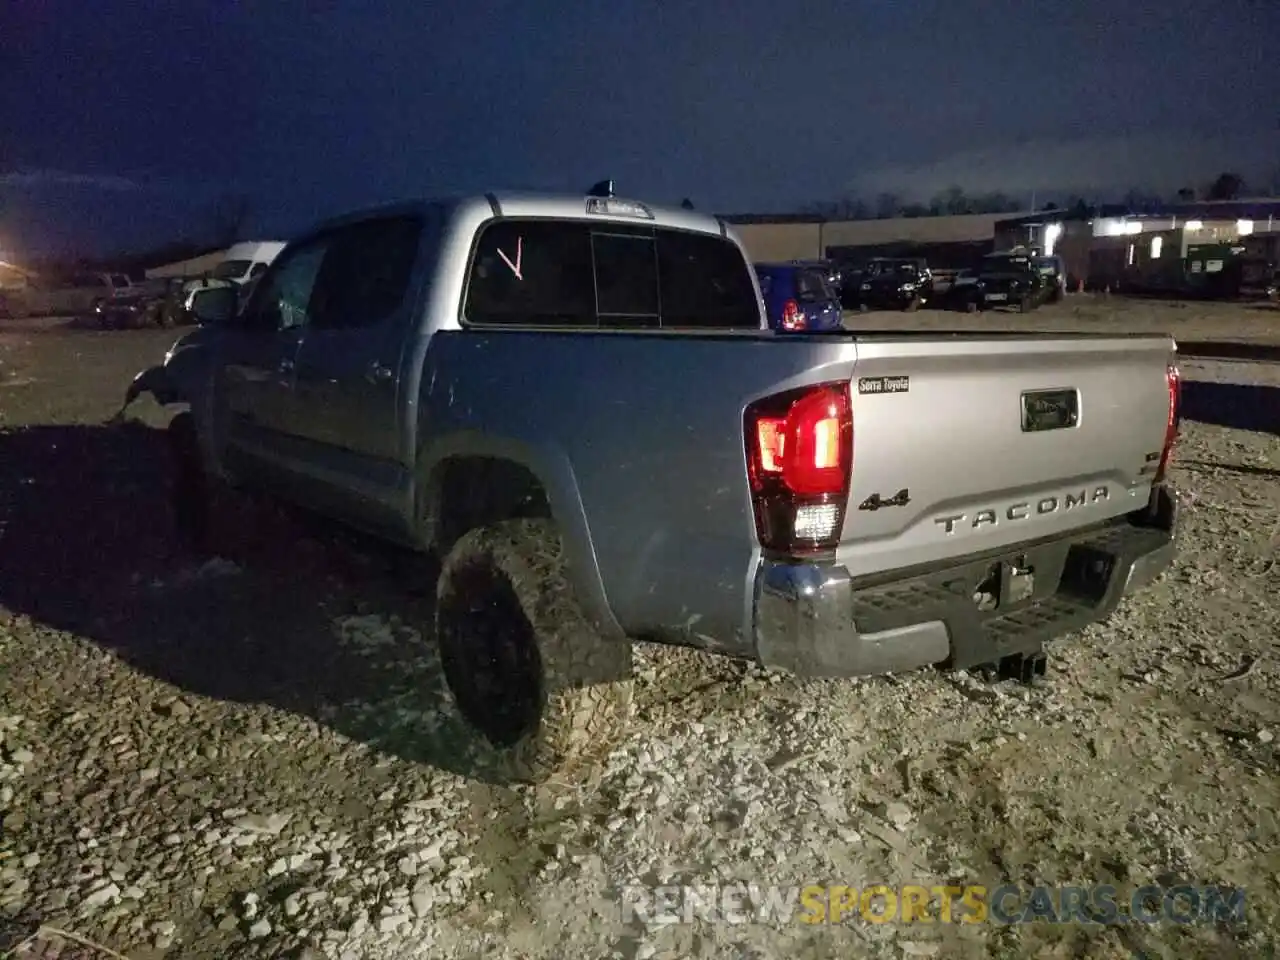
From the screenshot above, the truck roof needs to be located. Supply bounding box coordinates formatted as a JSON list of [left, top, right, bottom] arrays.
[[304, 192, 735, 242]]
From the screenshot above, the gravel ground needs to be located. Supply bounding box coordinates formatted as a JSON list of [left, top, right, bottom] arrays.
[[1, 303, 1278, 959]]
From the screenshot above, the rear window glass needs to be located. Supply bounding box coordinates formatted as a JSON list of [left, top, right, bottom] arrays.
[[794, 268, 836, 302], [464, 219, 760, 329]]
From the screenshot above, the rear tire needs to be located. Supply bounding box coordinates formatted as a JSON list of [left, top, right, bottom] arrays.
[[436, 519, 633, 784]]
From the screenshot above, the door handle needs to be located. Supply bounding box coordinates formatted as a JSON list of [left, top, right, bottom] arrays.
[[366, 361, 393, 384]]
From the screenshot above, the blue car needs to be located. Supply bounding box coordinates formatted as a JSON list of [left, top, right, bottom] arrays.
[[753, 261, 844, 332]]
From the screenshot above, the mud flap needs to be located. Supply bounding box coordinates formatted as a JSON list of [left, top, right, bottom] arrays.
[[108, 365, 181, 425], [124, 365, 180, 408]]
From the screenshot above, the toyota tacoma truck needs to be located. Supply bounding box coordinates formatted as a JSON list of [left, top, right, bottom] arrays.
[[119, 184, 1182, 782]]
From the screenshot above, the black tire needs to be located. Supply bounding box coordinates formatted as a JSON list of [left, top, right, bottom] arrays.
[[1018, 294, 1035, 313], [964, 300, 979, 313], [858, 303, 870, 313], [904, 297, 921, 312], [168, 412, 212, 555], [436, 519, 634, 784]]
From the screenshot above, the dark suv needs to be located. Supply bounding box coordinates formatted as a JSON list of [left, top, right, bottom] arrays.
[[977, 253, 1050, 312], [842, 257, 932, 311]]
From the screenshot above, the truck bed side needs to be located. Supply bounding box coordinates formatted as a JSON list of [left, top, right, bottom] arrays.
[[416, 328, 1175, 656]]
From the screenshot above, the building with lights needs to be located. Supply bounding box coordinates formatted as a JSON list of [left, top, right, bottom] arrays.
[[995, 198, 1280, 294]]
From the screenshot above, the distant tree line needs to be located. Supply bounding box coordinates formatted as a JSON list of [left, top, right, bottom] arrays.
[[804, 171, 1276, 221]]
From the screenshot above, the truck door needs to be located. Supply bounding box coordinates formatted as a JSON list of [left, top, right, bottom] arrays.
[[217, 236, 328, 482], [287, 212, 429, 531]]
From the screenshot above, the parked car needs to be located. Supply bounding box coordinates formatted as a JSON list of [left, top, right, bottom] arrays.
[[8, 272, 134, 318], [1032, 254, 1067, 303], [841, 257, 932, 311], [122, 186, 1182, 784], [754, 261, 844, 331], [94, 278, 176, 328], [976, 252, 1051, 312], [932, 268, 984, 312]]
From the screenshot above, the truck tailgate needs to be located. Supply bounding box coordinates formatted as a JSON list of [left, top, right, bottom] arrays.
[[840, 334, 1176, 577]]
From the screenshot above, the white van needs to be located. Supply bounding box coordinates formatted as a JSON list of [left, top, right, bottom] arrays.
[[183, 241, 286, 295]]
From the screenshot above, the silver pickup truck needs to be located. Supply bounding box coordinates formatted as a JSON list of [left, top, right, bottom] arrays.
[[121, 186, 1182, 782]]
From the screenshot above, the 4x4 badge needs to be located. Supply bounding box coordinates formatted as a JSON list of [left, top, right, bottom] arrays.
[[859, 488, 911, 511]]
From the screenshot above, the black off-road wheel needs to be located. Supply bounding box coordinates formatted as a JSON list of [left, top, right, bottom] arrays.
[[904, 297, 922, 312], [1018, 294, 1035, 313], [436, 519, 634, 784], [964, 300, 979, 313]]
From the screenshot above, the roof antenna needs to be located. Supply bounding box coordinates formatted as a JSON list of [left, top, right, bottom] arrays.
[[587, 180, 615, 198]]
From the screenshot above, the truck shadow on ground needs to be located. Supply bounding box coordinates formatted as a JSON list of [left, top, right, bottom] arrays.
[[0, 421, 521, 785], [1179, 380, 1280, 436]]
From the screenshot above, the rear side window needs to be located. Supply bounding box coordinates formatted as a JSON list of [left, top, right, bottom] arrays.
[[465, 221, 595, 326], [656, 229, 759, 327], [308, 215, 423, 330], [464, 219, 759, 329], [794, 269, 835, 303]]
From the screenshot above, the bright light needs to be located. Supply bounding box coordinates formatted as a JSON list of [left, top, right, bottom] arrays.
[[1185, 220, 1204, 230], [1151, 236, 1163, 259], [1127, 243, 1135, 266], [1237, 219, 1254, 235], [1044, 222, 1063, 256], [1123, 221, 1143, 235]]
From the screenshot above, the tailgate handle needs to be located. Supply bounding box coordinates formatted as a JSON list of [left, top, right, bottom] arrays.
[[1021, 388, 1079, 432]]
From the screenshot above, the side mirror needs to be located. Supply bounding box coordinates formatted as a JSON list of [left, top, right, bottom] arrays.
[[189, 285, 238, 325]]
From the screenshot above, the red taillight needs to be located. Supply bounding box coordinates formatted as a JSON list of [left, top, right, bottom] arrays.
[[1154, 362, 1181, 483], [781, 299, 806, 331], [745, 382, 853, 554]]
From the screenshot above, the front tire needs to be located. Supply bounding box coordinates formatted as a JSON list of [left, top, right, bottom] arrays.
[[436, 519, 633, 784]]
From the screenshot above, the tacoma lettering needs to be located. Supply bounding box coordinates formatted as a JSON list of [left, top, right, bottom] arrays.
[[935, 487, 1110, 535]]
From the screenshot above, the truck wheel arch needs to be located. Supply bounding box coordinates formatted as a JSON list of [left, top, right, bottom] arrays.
[[417, 439, 624, 642]]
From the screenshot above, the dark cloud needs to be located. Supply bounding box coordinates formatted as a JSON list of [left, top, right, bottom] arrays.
[[2, 0, 1277, 256]]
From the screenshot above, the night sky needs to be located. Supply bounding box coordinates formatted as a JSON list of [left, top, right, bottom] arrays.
[[2, 0, 1278, 259]]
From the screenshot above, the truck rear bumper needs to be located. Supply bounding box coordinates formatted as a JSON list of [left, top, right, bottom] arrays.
[[752, 485, 1178, 678]]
